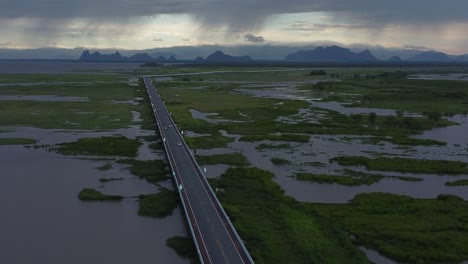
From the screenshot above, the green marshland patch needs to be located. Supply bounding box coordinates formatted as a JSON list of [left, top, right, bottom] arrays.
[[138, 189, 179, 217], [78, 188, 123, 201], [56, 136, 141, 157]]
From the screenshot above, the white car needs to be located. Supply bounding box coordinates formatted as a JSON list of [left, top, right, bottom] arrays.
[[177, 142, 182, 146]]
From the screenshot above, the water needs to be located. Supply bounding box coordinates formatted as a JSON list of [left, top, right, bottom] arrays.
[[187, 84, 468, 203], [360, 247, 398, 264], [189, 109, 247, 123], [0, 145, 187, 264], [0, 61, 141, 74], [415, 115, 468, 146], [408, 73, 468, 81]]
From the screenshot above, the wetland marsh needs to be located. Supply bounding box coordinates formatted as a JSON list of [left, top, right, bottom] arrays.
[[2, 63, 468, 264]]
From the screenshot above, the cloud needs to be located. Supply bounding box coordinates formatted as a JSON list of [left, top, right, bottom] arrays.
[[153, 38, 164, 42], [403, 45, 432, 50], [284, 21, 378, 32], [244, 34, 265, 43], [2, 0, 468, 52], [2, 1, 468, 29]]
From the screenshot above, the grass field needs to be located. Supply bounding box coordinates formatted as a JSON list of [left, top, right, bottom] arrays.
[[56, 136, 141, 157], [212, 167, 369, 264], [300, 72, 468, 115], [315, 193, 468, 263], [0, 73, 152, 130], [138, 189, 179, 217]]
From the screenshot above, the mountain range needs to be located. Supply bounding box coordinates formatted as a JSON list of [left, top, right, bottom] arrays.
[[285, 46, 378, 62], [2, 44, 468, 63]]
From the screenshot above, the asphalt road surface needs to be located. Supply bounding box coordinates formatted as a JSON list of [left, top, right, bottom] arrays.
[[144, 77, 254, 264]]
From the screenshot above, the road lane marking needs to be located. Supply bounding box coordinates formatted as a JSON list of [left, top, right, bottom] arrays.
[[217, 240, 230, 264]]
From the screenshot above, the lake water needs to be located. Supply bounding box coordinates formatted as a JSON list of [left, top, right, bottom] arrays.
[[0, 61, 141, 74], [0, 145, 188, 264]]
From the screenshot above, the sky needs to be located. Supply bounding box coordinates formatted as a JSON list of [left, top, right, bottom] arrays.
[[1, 0, 468, 54]]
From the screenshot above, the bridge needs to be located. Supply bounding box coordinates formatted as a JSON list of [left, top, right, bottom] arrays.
[[143, 77, 254, 264]]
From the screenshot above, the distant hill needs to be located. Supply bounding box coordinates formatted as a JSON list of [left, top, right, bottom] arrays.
[[406, 51, 450, 62], [387, 56, 403, 62], [79, 50, 158, 62], [284, 46, 378, 62], [206, 51, 253, 63], [129, 53, 154, 62], [454, 54, 468, 62]]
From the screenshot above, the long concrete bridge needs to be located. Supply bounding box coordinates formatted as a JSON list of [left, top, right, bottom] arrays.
[[143, 77, 254, 264]]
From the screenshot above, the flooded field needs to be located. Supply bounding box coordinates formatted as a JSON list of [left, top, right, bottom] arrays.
[[409, 73, 468, 81], [2, 64, 468, 264], [188, 83, 468, 203]]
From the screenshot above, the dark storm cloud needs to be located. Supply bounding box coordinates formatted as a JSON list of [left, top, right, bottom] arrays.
[[244, 34, 265, 43], [1, 0, 467, 31]]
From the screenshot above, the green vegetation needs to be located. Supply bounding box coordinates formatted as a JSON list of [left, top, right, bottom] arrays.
[[148, 141, 163, 151], [309, 70, 327, 76], [117, 159, 169, 184], [304, 73, 468, 115], [155, 79, 309, 142], [96, 163, 112, 171], [256, 143, 291, 150], [296, 172, 383, 186], [0, 138, 37, 145], [56, 136, 141, 157], [271, 157, 292, 166], [99, 177, 124, 183], [395, 176, 424, 182], [166, 236, 199, 264], [332, 156, 468, 174], [78, 188, 123, 201], [0, 73, 157, 130], [445, 179, 468, 186], [315, 193, 468, 264], [196, 153, 250, 166], [240, 134, 310, 143], [295, 170, 423, 186], [303, 161, 327, 167], [212, 167, 369, 263], [138, 189, 179, 217]]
